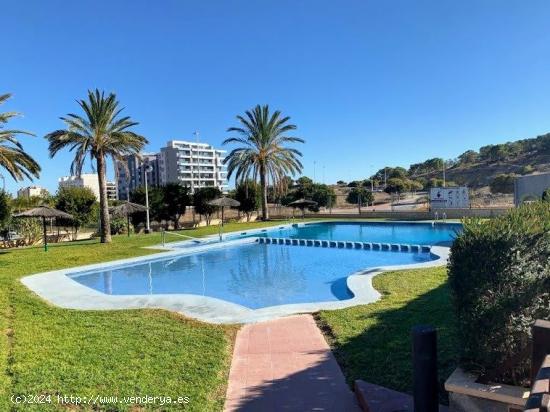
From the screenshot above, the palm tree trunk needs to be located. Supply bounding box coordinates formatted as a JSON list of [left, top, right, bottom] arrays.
[[259, 166, 269, 220], [96, 154, 112, 243]]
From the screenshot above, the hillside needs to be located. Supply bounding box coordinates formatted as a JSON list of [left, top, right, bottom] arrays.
[[386, 132, 550, 189], [437, 152, 550, 188]]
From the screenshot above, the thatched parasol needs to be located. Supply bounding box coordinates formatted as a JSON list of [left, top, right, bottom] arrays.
[[207, 197, 240, 226], [14, 206, 73, 251], [109, 201, 148, 237], [287, 198, 318, 218]]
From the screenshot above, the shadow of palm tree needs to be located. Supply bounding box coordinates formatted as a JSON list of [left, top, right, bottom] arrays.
[[318, 280, 458, 405], [227, 274, 456, 410]]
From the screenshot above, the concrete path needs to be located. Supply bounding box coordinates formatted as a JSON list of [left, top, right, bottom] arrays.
[[224, 314, 360, 412]]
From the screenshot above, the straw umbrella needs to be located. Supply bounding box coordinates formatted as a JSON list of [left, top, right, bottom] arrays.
[[109, 201, 148, 237], [14, 206, 73, 252], [287, 198, 318, 218], [207, 197, 240, 226]]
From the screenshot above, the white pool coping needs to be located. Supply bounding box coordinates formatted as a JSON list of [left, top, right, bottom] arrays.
[[21, 225, 452, 324]]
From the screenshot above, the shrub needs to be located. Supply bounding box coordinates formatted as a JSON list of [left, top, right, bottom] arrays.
[[543, 188, 550, 202], [193, 187, 221, 225], [55, 186, 97, 238], [234, 181, 260, 221], [0, 190, 12, 228], [346, 187, 374, 212], [448, 202, 550, 385], [110, 217, 129, 235], [489, 173, 516, 194]]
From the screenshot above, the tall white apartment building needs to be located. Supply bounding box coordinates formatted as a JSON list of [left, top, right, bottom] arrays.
[[159, 140, 228, 193]]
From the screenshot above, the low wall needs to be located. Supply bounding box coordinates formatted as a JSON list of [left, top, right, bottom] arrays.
[[270, 208, 511, 220]]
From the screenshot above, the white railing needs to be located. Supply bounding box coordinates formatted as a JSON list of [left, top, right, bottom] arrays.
[[160, 229, 202, 247]]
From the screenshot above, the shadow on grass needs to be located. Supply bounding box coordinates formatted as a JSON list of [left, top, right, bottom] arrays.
[[318, 280, 458, 404]]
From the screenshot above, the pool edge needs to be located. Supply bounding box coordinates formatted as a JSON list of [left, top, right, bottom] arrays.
[[20, 240, 450, 324]]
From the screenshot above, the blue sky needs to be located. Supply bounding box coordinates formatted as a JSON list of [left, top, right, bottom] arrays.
[[3, 0, 550, 194]]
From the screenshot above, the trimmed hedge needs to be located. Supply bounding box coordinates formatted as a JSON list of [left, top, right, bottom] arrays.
[[448, 202, 550, 385]]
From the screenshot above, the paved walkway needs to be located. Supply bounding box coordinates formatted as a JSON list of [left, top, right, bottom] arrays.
[[224, 314, 360, 412]]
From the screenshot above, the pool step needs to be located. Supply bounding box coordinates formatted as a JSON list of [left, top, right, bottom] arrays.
[[256, 237, 431, 253]]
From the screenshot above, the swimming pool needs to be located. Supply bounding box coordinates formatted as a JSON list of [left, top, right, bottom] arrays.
[[22, 221, 458, 323], [70, 242, 434, 309], [174, 221, 460, 248]]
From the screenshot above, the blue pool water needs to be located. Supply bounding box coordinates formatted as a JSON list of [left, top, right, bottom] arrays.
[[70, 243, 434, 309], [216, 221, 460, 246]]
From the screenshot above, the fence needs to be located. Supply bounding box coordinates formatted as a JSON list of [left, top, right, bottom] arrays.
[[525, 320, 550, 411], [268, 206, 511, 220]]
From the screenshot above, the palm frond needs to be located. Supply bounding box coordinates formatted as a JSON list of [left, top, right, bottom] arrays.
[[0, 93, 40, 181]]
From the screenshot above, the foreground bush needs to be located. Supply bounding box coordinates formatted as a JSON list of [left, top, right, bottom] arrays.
[[448, 202, 550, 385]]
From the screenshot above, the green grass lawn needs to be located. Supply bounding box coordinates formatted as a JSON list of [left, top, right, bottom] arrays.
[[1, 218, 457, 409], [316, 266, 458, 401], [0, 220, 290, 411]]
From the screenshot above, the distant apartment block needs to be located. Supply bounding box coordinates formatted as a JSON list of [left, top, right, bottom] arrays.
[[17, 185, 49, 198], [159, 140, 228, 193], [115, 153, 160, 200], [115, 140, 228, 198], [58, 174, 101, 200], [59, 174, 117, 201]]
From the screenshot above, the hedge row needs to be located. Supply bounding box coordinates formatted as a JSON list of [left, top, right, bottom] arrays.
[[448, 201, 550, 385]]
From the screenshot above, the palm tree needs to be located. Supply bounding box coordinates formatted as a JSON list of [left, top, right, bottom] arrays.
[[0, 93, 41, 181], [223, 105, 304, 220], [45, 89, 147, 243]]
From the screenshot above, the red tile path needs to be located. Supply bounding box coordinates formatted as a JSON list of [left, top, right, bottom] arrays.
[[224, 314, 360, 412]]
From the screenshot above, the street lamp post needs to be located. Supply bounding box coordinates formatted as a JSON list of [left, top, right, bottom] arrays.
[[144, 164, 153, 234]]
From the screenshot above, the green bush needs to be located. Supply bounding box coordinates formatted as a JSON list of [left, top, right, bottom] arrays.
[[110, 217, 129, 235], [448, 202, 550, 385]]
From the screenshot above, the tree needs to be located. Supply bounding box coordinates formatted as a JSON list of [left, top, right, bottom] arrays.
[[409, 179, 424, 192], [295, 176, 313, 188], [542, 188, 550, 202], [384, 177, 410, 200], [361, 179, 378, 189], [55, 186, 97, 238], [161, 183, 190, 229], [286, 178, 336, 211], [346, 187, 374, 213], [489, 174, 516, 194], [480, 144, 509, 162], [408, 158, 444, 176], [223, 105, 304, 220], [425, 178, 446, 189], [0, 190, 12, 229], [309, 184, 336, 211], [45, 90, 147, 243], [458, 150, 479, 165], [0, 93, 41, 181], [234, 180, 260, 221], [193, 187, 221, 225], [129, 186, 163, 228]]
